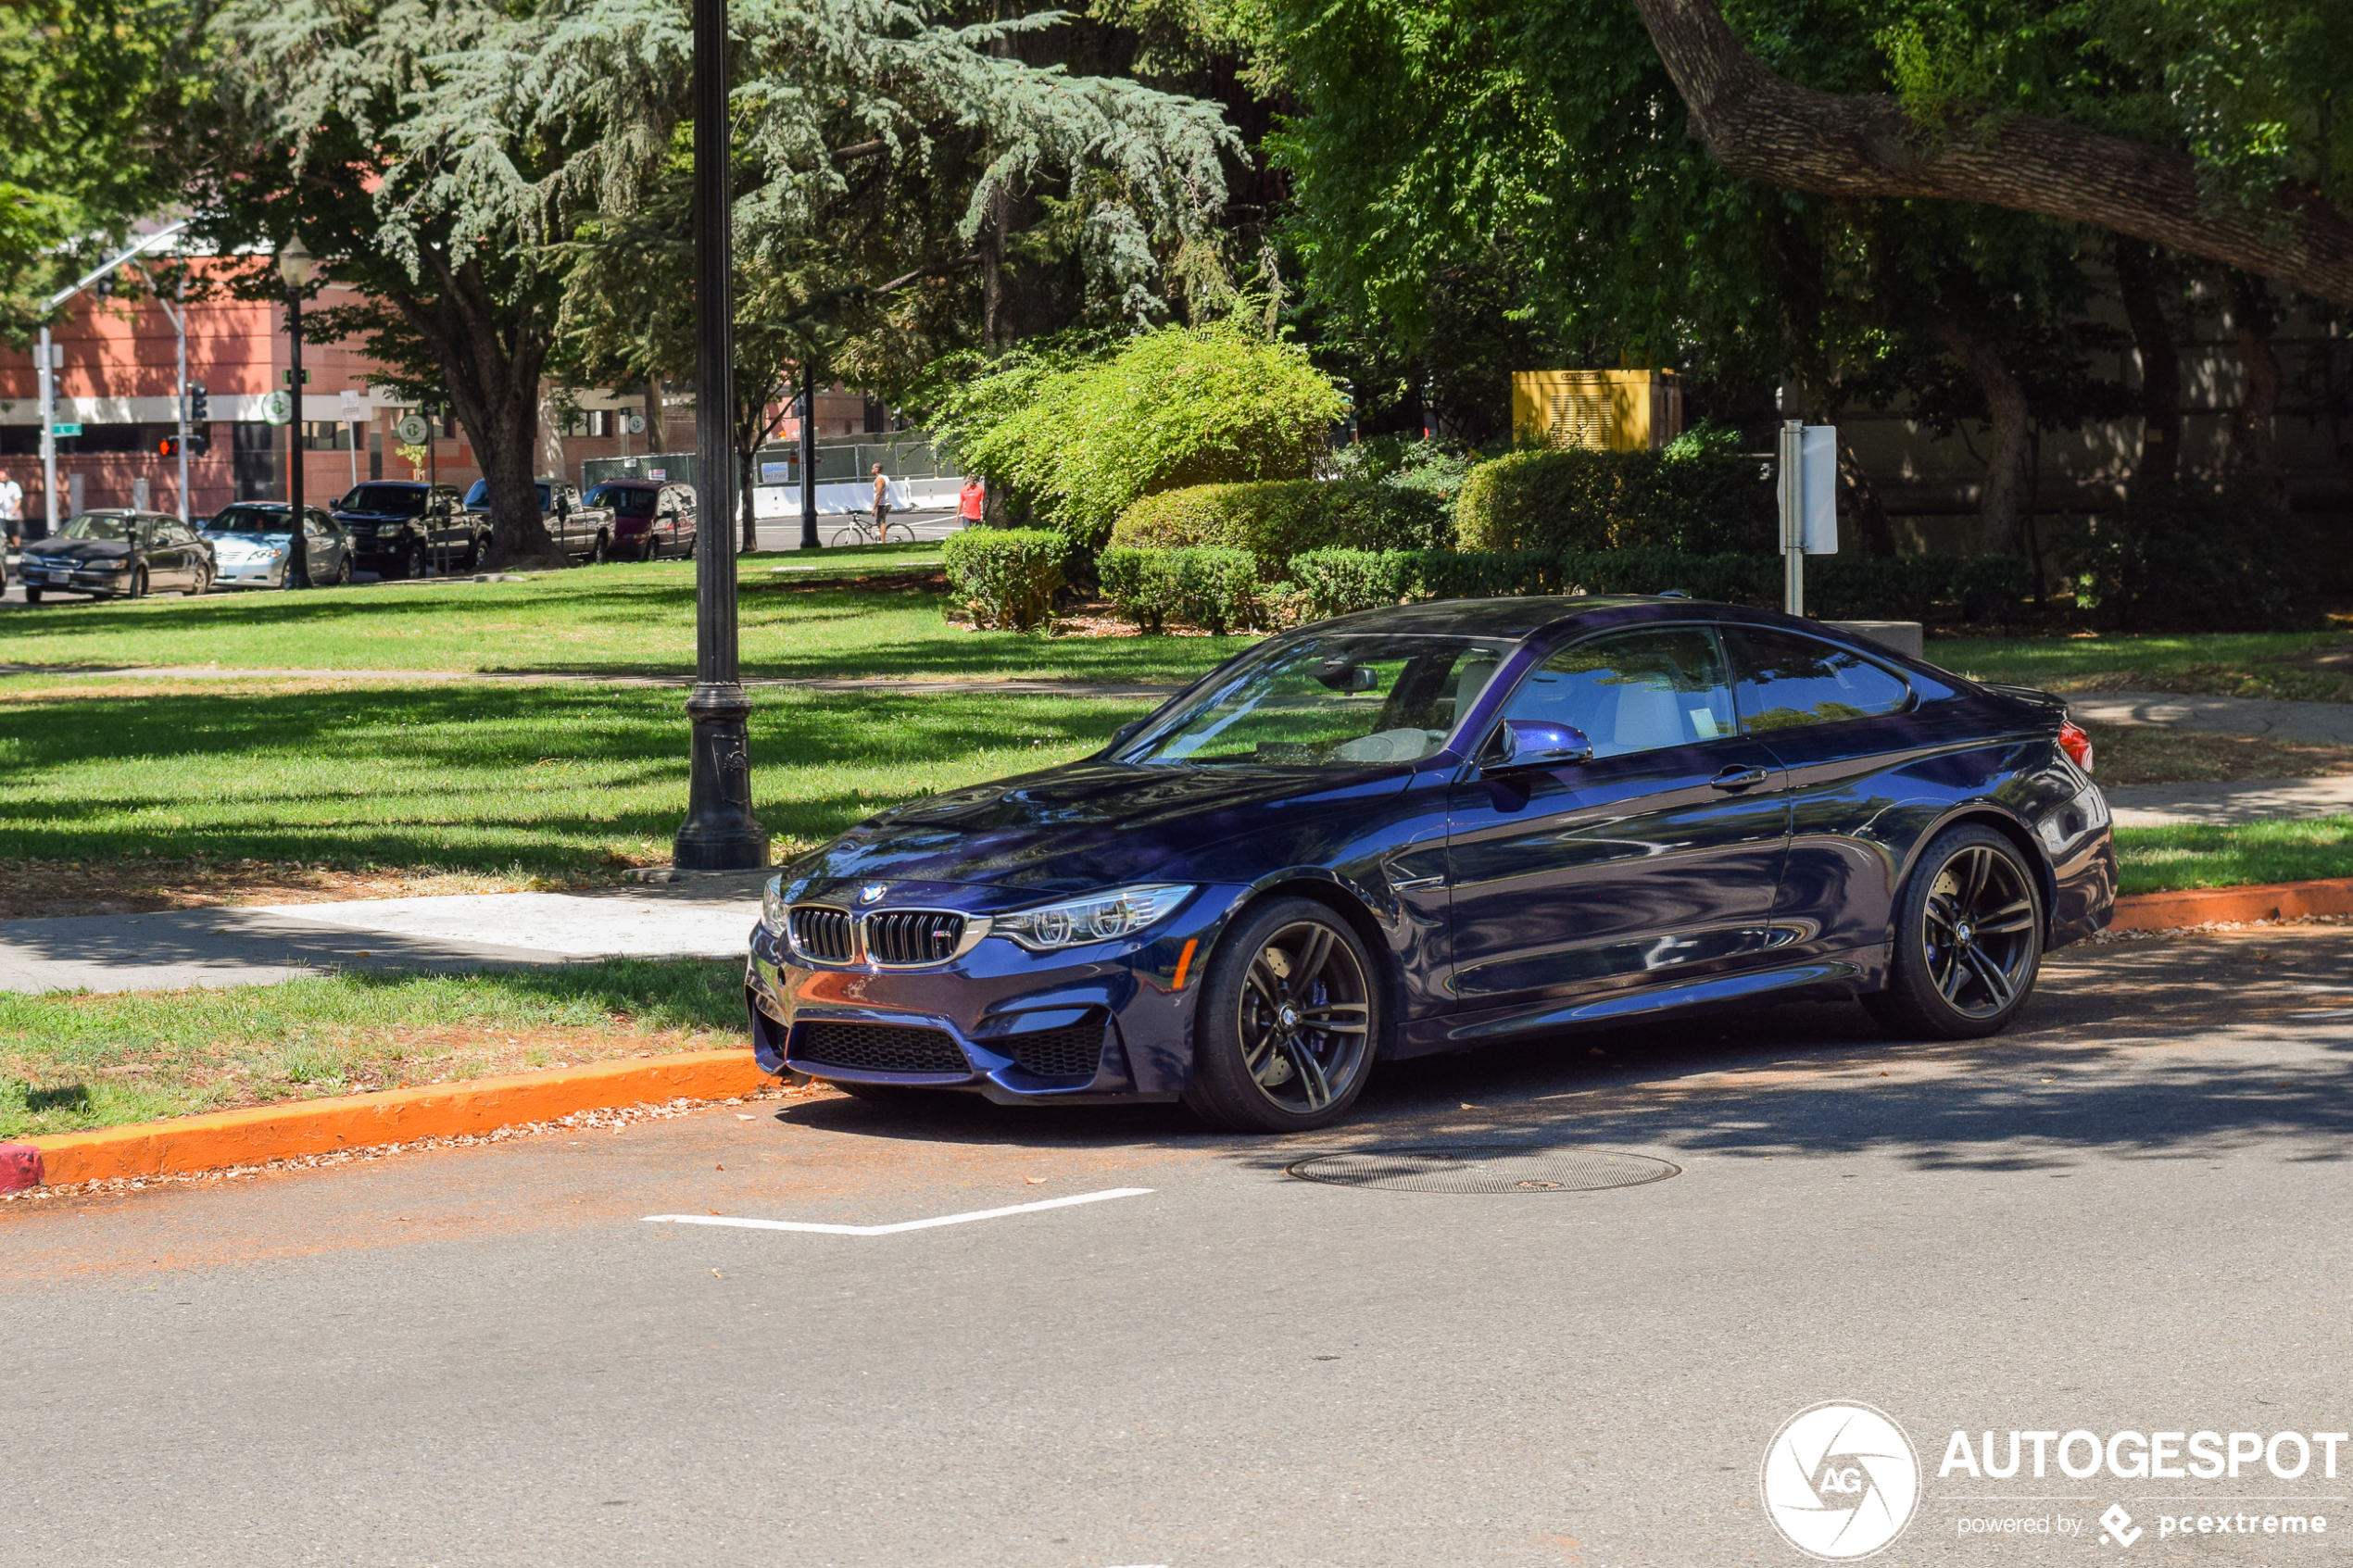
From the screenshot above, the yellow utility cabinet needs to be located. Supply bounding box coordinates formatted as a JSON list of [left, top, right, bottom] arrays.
[[1512, 370, 1684, 451]]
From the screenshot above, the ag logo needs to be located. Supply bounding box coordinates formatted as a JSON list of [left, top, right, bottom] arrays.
[[1761, 1401, 1920, 1560]]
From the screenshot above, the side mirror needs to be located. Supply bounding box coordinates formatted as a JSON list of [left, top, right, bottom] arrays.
[[1482, 719, 1593, 776]]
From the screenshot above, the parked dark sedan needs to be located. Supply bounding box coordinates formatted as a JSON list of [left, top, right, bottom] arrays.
[[19, 510, 215, 602], [331, 482, 482, 577], [582, 480, 697, 560], [745, 596, 2115, 1131]]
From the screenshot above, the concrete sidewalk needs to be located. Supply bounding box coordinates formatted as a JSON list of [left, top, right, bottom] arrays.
[[2106, 776, 2353, 827], [2068, 689, 2353, 746], [0, 873, 767, 995]]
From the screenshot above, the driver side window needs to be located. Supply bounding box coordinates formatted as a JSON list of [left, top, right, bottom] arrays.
[[1500, 627, 1737, 759]]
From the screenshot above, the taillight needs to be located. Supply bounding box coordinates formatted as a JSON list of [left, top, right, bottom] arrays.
[[2057, 721, 2094, 775]]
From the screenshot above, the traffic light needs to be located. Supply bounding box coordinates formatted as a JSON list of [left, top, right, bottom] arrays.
[[158, 433, 211, 458], [187, 382, 208, 421]]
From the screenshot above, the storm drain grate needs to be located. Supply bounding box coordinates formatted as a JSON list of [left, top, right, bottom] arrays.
[[1286, 1146, 1680, 1194]]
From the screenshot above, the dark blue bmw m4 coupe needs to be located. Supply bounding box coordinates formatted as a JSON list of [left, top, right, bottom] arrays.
[[745, 596, 2115, 1132]]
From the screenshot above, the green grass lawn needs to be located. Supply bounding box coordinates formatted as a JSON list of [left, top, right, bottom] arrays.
[[1931, 631, 2353, 704], [2113, 818, 2353, 897], [0, 676, 1149, 872], [0, 958, 748, 1139], [0, 546, 1253, 684]]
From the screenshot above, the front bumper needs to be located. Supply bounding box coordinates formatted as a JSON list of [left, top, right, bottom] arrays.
[[22, 563, 131, 592], [215, 556, 288, 586], [742, 887, 1243, 1101]]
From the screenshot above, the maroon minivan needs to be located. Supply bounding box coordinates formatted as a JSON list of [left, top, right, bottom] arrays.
[[583, 480, 698, 561]]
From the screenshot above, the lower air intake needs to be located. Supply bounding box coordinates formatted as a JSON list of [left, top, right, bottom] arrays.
[[794, 1022, 969, 1074]]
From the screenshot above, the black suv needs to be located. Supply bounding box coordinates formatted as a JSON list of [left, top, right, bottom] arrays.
[[331, 483, 484, 578]]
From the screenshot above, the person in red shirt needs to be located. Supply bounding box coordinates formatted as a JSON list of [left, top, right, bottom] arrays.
[[958, 474, 985, 528]]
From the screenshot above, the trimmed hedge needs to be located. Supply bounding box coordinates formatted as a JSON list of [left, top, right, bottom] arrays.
[[1454, 448, 1773, 556], [943, 527, 1065, 632], [2066, 482, 2314, 631], [1100, 545, 1283, 634], [1109, 479, 1451, 570], [1282, 546, 2040, 626]]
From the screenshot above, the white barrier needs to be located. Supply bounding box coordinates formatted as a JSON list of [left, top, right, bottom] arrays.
[[750, 477, 963, 519]]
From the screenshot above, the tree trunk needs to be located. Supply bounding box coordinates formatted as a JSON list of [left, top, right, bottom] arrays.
[[2218, 268, 2286, 501], [386, 253, 559, 565], [1628, 0, 2353, 310], [1835, 437, 1899, 558], [645, 379, 666, 455], [1936, 323, 2031, 555], [2112, 240, 2182, 486]]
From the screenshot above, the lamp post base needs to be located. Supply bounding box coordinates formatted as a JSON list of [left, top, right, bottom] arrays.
[[673, 683, 771, 871]]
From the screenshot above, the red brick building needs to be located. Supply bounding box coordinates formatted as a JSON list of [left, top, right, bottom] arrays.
[[0, 248, 877, 531]]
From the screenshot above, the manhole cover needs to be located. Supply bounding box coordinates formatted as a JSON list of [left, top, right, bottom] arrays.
[[1286, 1146, 1680, 1194]]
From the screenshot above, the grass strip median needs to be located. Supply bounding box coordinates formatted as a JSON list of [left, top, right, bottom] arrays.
[[2114, 817, 2353, 896], [0, 957, 748, 1140]]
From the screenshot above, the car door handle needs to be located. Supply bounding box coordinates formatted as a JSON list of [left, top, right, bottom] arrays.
[[1708, 765, 1770, 792]]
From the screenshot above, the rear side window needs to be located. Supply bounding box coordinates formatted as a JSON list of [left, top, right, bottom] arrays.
[[1730, 628, 1912, 732]]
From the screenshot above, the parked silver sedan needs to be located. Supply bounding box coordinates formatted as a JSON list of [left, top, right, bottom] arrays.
[[200, 504, 355, 589]]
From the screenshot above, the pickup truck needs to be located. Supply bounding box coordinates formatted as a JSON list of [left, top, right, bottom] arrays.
[[462, 478, 618, 563]]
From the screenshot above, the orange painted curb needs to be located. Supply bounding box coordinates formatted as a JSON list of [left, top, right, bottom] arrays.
[[2108, 876, 2353, 933], [27, 1049, 774, 1186]]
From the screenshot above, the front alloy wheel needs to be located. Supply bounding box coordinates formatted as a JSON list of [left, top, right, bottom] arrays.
[[1183, 897, 1379, 1133], [1865, 824, 2043, 1039]]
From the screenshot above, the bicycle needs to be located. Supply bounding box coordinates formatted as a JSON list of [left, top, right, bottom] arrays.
[[827, 513, 883, 548]]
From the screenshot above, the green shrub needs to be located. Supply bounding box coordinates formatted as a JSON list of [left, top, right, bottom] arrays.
[[1415, 548, 1562, 599], [956, 320, 1348, 555], [2067, 483, 2313, 631], [1554, 547, 1779, 605], [1100, 546, 1280, 633], [1097, 546, 1182, 633], [1112, 479, 1451, 569], [1950, 555, 2039, 628], [942, 528, 1066, 632], [1454, 447, 1773, 556], [1173, 547, 1266, 635], [1290, 548, 1417, 619], [1805, 555, 1957, 622]]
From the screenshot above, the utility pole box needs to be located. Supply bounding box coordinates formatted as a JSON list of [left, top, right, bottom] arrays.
[[1511, 370, 1683, 451], [1777, 420, 1838, 614]]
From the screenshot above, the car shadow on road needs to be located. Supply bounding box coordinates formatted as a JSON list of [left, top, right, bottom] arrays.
[[771, 929, 2353, 1177]]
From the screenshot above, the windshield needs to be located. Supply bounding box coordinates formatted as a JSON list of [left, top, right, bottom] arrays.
[[59, 513, 135, 542], [463, 480, 488, 508], [1115, 633, 1513, 768], [204, 506, 293, 536], [342, 485, 427, 517], [586, 484, 654, 516]]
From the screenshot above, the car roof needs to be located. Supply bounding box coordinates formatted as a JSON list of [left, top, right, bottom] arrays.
[[591, 479, 660, 488], [1314, 595, 1674, 640]]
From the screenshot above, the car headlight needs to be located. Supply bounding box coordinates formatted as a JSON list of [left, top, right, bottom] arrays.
[[95, 559, 129, 571], [993, 884, 1193, 951], [761, 875, 786, 934]]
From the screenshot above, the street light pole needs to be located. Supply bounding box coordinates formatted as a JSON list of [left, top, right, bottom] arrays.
[[672, 0, 769, 872], [799, 362, 818, 549], [280, 240, 313, 520]]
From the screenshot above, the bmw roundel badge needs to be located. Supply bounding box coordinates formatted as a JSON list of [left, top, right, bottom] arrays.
[[857, 883, 887, 905]]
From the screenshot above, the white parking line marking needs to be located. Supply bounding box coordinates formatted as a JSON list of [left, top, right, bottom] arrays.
[[642, 1187, 1155, 1236]]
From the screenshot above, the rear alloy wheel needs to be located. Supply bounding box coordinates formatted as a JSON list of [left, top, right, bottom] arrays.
[[1864, 824, 2044, 1040], [1183, 897, 1380, 1133], [332, 553, 353, 586], [185, 564, 211, 597]]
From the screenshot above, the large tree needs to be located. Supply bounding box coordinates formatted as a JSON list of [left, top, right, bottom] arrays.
[[1630, 0, 2353, 308]]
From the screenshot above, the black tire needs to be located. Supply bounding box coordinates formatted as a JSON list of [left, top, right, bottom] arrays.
[[1864, 824, 2045, 1040], [23, 585, 41, 603], [462, 533, 485, 571], [186, 563, 211, 597], [590, 532, 609, 565], [283, 547, 307, 590], [128, 566, 149, 600], [397, 540, 422, 580], [1181, 897, 1381, 1134], [333, 553, 353, 586]]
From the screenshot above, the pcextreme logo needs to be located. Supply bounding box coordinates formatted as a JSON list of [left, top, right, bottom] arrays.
[[1761, 1401, 1923, 1561]]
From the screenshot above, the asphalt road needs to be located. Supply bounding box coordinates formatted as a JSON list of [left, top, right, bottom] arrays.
[[6, 924, 2353, 1568]]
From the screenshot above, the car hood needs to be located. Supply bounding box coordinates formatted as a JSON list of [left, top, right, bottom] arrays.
[[29, 538, 131, 562], [335, 511, 417, 525], [207, 532, 292, 550], [781, 759, 1416, 903]]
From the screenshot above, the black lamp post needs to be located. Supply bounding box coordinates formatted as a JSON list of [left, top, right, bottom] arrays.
[[279, 239, 314, 517], [798, 362, 819, 549], [672, 0, 770, 871]]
